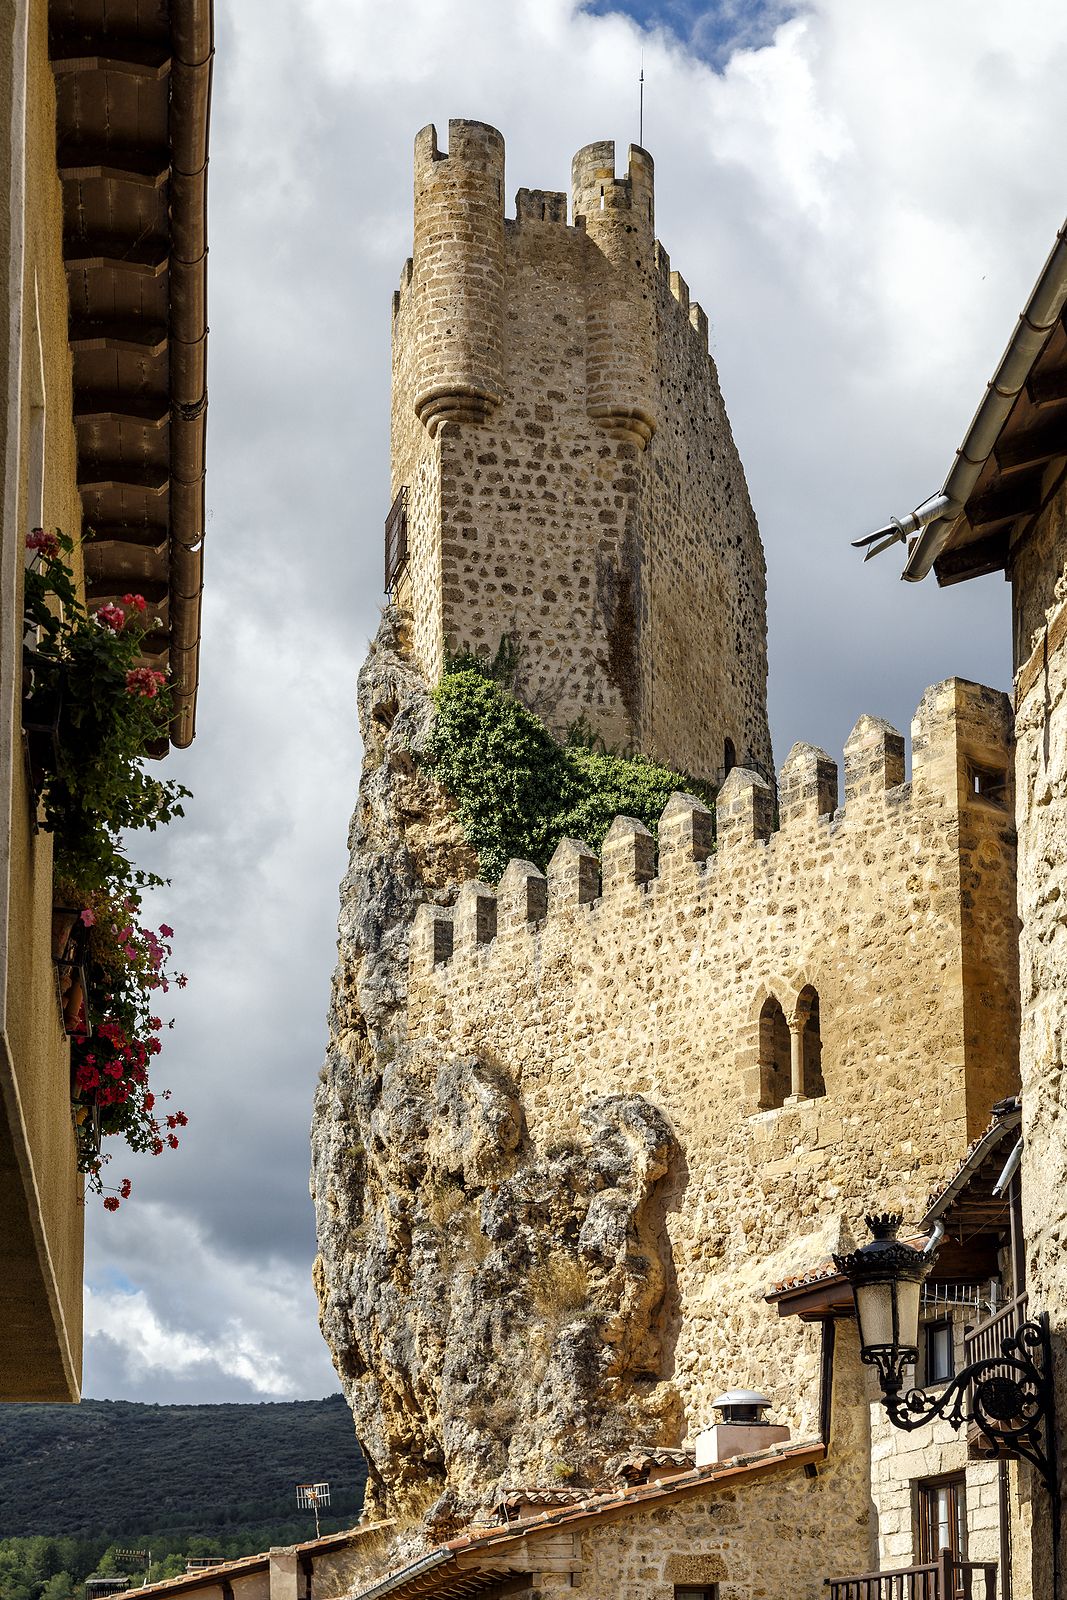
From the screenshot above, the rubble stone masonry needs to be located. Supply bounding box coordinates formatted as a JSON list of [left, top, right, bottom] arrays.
[[390, 120, 770, 784], [409, 678, 1020, 1447]]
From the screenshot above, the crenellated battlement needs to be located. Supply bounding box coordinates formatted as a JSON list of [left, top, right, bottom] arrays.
[[410, 679, 1014, 987], [571, 140, 655, 229]]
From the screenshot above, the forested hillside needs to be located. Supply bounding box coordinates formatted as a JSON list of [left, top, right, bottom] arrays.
[[0, 1395, 366, 1537]]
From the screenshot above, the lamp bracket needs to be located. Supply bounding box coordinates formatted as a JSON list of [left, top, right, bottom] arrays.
[[871, 1314, 1056, 1497]]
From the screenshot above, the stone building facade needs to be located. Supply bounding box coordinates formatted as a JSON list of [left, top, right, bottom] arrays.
[[389, 121, 770, 784]]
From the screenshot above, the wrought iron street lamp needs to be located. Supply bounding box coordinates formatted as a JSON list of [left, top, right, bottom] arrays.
[[834, 1213, 1057, 1497]]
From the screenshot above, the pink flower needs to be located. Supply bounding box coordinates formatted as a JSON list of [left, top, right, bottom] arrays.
[[122, 593, 147, 613], [159, 924, 174, 939], [79, 907, 96, 927], [125, 667, 166, 699], [95, 603, 125, 632], [26, 527, 60, 558]]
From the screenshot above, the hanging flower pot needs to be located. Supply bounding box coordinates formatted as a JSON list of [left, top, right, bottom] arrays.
[[51, 905, 80, 961], [22, 645, 63, 799], [61, 966, 87, 1034]]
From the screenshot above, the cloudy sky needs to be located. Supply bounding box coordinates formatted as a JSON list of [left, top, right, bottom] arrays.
[[82, 0, 1067, 1405]]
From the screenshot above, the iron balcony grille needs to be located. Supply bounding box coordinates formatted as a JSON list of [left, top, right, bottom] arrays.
[[385, 486, 409, 592]]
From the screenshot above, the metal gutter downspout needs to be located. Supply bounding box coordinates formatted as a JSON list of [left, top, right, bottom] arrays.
[[168, 0, 213, 748], [900, 216, 1067, 583]]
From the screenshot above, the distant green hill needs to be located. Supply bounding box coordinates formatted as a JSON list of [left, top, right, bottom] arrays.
[[0, 1395, 366, 1538]]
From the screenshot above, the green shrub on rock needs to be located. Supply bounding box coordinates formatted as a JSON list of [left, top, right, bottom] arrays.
[[426, 662, 715, 883]]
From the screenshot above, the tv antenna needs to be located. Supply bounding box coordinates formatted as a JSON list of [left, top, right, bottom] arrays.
[[639, 52, 645, 147], [296, 1481, 331, 1539]]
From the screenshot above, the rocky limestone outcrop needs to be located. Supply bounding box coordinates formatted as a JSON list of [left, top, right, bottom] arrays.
[[310, 610, 680, 1526]]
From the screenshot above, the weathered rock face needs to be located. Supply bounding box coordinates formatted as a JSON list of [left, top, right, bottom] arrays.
[[310, 610, 680, 1523]]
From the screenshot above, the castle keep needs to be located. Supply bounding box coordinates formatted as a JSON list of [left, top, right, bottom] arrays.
[[390, 121, 771, 782], [310, 120, 1025, 1600]]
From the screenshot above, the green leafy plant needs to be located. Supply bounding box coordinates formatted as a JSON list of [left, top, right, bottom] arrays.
[[425, 654, 716, 882], [24, 528, 188, 895], [23, 528, 190, 1206]]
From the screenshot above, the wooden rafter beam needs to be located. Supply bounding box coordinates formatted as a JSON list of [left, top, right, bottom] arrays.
[[966, 472, 1044, 532], [75, 391, 169, 427], [995, 408, 1067, 473], [77, 463, 168, 495], [57, 144, 170, 188], [1026, 363, 1067, 409], [64, 237, 168, 277], [87, 521, 168, 551], [50, 37, 171, 79], [69, 318, 167, 356], [935, 532, 1008, 587]]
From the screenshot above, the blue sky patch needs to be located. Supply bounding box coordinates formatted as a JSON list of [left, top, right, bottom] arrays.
[[580, 0, 801, 69]]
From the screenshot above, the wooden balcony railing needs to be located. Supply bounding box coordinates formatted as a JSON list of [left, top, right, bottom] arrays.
[[825, 1550, 998, 1600], [384, 485, 409, 592], [964, 1291, 1026, 1375]]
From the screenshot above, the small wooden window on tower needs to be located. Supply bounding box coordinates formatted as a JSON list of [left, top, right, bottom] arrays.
[[385, 486, 409, 593], [969, 760, 1008, 809]]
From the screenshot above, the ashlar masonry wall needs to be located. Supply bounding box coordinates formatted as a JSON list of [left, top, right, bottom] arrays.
[[1010, 474, 1067, 1597], [390, 120, 770, 785], [408, 679, 1019, 1449]]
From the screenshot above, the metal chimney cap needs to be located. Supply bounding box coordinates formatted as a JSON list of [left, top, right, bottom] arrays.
[[712, 1390, 772, 1411], [711, 1390, 774, 1425]]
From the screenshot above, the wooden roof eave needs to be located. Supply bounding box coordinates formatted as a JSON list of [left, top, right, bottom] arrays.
[[50, 0, 212, 751]]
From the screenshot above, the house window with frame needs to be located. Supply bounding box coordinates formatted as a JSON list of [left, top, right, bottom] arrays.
[[924, 1318, 954, 1385], [917, 1473, 966, 1567]]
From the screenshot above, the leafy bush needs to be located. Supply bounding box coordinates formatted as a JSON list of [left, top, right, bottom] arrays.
[[23, 529, 191, 1205], [425, 660, 715, 882]]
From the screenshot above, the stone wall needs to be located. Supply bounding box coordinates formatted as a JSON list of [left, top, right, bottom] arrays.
[[408, 679, 1019, 1454], [389, 120, 770, 785], [531, 1329, 871, 1600], [1010, 474, 1067, 1595]]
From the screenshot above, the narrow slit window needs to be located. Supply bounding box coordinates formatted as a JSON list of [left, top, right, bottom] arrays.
[[970, 763, 1008, 808]]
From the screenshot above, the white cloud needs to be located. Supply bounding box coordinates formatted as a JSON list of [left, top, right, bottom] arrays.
[[85, 1205, 337, 1402]]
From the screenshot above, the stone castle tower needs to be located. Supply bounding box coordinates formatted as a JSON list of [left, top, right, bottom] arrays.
[[389, 119, 771, 783]]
